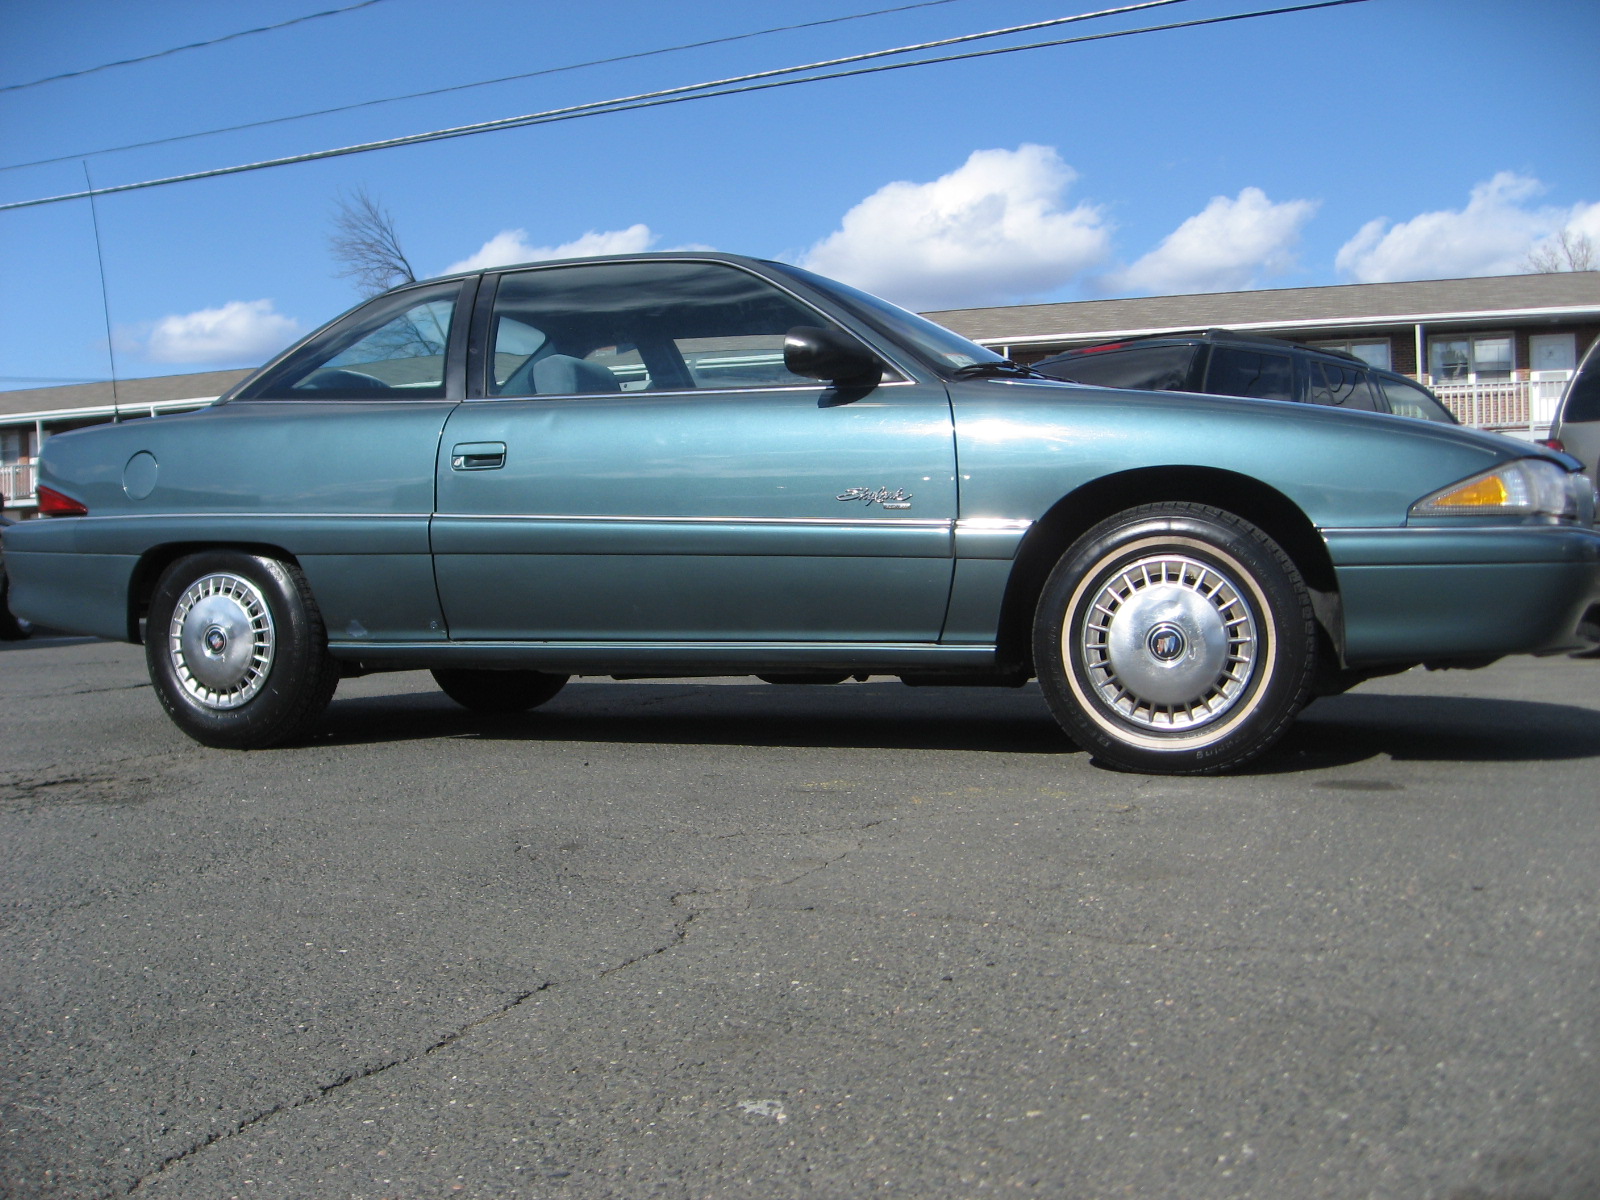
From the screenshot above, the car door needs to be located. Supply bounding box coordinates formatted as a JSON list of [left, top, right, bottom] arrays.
[[431, 258, 958, 643], [195, 278, 474, 644]]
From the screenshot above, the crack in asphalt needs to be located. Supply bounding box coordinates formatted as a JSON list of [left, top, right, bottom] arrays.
[[671, 822, 883, 913], [123, 816, 887, 1194], [126, 982, 555, 1195]]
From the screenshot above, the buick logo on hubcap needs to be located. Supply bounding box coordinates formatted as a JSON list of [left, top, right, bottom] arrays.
[[1146, 623, 1186, 662], [204, 626, 228, 655]]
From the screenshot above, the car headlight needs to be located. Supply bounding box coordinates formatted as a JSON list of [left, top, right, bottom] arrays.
[[1409, 459, 1586, 521]]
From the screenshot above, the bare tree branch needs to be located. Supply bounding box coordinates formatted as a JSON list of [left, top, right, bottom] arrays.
[[329, 186, 416, 295], [1525, 228, 1597, 273]]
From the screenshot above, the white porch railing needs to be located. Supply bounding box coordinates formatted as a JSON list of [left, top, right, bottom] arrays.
[[1, 461, 35, 508], [1427, 375, 1568, 434]]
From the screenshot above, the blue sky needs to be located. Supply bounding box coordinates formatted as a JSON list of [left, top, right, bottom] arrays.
[[2, 0, 1597, 388]]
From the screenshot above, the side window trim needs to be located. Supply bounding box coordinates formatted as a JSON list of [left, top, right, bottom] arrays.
[[444, 274, 479, 402], [466, 271, 500, 399], [1184, 344, 1209, 393]]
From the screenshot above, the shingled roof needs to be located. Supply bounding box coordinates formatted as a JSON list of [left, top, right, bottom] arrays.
[[0, 368, 253, 420], [925, 272, 1600, 346]]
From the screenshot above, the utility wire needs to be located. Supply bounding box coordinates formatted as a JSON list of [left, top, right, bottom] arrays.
[[1, 0, 981, 171], [0, 0, 1190, 205], [0, 0, 1367, 214], [0, 0, 394, 95]]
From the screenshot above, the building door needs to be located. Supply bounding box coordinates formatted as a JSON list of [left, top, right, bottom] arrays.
[[1530, 333, 1577, 373], [1529, 333, 1577, 426]]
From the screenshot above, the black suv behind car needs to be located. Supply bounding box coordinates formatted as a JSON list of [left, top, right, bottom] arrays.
[[1030, 329, 1457, 424]]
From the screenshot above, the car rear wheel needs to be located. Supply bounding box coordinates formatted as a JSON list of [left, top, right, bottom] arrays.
[[431, 668, 569, 714], [146, 551, 339, 749], [1034, 503, 1317, 774]]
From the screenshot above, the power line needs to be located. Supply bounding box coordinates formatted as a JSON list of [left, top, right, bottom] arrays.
[[1, 0, 980, 171], [0, 0, 394, 95], [0, 0, 1192, 204], [0, 0, 1368, 214]]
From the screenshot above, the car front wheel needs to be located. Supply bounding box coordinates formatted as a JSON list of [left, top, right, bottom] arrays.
[[1034, 503, 1317, 774], [146, 551, 339, 749]]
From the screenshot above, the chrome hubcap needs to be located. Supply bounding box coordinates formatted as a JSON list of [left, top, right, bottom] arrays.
[[1079, 554, 1258, 730], [169, 573, 275, 710]]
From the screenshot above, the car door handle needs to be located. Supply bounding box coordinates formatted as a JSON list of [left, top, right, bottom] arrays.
[[450, 442, 506, 470]]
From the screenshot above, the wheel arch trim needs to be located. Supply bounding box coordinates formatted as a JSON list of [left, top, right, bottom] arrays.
[[129, 542, 304, 644], [992, 466, 1343, 672]]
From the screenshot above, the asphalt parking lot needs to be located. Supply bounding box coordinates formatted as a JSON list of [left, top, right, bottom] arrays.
[[3, 636, 1597, 1199]]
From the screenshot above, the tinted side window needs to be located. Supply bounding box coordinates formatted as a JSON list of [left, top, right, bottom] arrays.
[[1562, 351, 1600, 423], [241, 282, 461, 400], [1379, 378, 1457, 424], [1306, 360, 1378, 410], [1041, 345, 1197, 390], [488, 260, 847, 397], [1204, 347, 1294, 401]]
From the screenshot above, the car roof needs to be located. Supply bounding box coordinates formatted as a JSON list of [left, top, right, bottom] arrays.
[[1038, 329, 1366, 365], [402, 250, 779, 291]]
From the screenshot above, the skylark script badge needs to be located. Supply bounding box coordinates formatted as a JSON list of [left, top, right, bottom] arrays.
[[837, 486, 913, 510]]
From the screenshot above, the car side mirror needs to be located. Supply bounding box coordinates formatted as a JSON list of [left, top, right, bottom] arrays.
[[784, 326, 882, 388]]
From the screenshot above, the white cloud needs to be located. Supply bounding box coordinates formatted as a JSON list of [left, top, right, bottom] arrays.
[[798, 145, 1111, 310], [1526, 198, 1600, 266], [1108, 188, 1319, 295], [143, 299, 301, 364], [1334, 172, 1585, 282], [1569, 200, 1600, 241], [443, 224, 659, 274]]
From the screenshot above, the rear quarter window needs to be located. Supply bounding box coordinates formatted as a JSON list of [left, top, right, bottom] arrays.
[[1042, 345, 1197, 390], [1379, 377, 1457, 424]]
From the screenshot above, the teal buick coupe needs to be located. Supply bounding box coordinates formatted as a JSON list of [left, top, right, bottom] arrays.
[[5, 253, 1597, 773]]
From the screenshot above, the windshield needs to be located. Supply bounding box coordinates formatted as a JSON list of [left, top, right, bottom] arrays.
[[768, 263, 1007, 374]]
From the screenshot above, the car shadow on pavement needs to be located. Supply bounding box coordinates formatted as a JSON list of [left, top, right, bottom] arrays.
[[308, 678, 1600, 770], [1245, 691, 1600, 774], [315, 679, 1074, 755]]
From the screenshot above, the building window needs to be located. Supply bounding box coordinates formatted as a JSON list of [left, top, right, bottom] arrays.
[[1310, 339, 1391, 370], [1429, 334, 1513, 383]]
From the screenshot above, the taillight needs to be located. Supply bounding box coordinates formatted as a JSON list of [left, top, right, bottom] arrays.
[[37, 485, 88, 517], [1539, 437, 1567, 453]]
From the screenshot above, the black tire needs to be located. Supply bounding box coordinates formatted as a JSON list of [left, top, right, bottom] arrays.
[[1033, 503, 1317, 775], [431, 668, 568, 714], [146, 551, 339, 749]]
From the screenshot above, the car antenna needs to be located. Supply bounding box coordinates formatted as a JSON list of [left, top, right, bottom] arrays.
[[83, 160, 121, 423]]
